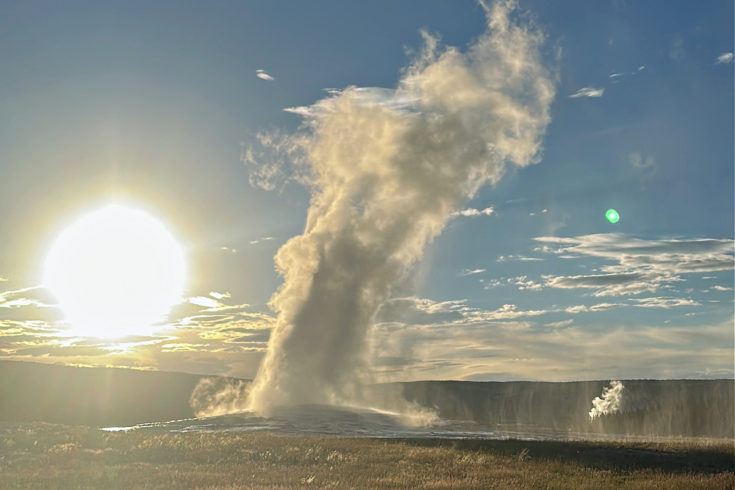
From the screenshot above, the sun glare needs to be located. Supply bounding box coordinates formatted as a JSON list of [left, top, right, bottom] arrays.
[[44, 204, 185, 338]]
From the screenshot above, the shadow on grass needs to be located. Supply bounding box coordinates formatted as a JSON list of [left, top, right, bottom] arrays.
[[393, 438, 735, 475]]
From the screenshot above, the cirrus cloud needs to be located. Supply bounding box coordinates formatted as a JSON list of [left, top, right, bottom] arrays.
[[256, 69, 275, 81], [569, 87, 604, 98], [534, 234, 734, 296], [715, 52, 733, 65]]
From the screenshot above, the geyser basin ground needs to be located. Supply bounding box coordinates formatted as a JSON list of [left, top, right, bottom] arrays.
[[103, 404, 732, 445], [1, 422, 732, 489]]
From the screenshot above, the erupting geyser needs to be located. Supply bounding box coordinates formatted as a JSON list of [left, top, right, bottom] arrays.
[[244, 0, 556, 416]]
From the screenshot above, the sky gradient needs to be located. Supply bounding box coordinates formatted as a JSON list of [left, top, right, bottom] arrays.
[[0, 0, 732, 382]]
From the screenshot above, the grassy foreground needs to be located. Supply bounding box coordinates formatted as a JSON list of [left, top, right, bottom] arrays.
[[0, 423, 733, 489]]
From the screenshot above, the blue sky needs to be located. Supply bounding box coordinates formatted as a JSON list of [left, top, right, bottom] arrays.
[[0, 0, 732, 381]]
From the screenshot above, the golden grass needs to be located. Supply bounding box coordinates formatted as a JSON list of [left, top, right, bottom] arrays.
[[0, 423, 732, 489]]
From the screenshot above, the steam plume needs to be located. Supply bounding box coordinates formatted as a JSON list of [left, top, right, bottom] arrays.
[[589, 380, 624, 420], [247, 0, 556, 414], [190, 377, 249, 417]]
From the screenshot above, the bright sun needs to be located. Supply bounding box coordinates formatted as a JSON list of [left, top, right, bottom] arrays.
[[44, 204, 185, 338]]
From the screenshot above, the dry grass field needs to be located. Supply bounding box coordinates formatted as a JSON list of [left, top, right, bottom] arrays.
[[0, 423, 733, 489]]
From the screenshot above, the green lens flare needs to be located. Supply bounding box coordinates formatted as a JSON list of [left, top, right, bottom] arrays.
[[605, 209, 620, 224]]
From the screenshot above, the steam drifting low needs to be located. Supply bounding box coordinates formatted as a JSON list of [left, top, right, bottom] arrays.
[[244, 0, 556, 415]]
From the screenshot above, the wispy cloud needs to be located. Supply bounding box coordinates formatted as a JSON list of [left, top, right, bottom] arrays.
[[371, 304, 734, 382], [628, 151, 655, 170], [544, 319, 573, 329], [256, 69, 275, 81], [510, 275, 544, 290], [715, 52, 733, 65], [607, 65, 645, 84], [481, 275, 544, 291], [209, 291, 231, 300], [536, 234, 734, 272], [544, 272, 666, 296], [629, 297, 699, 309], [284, 87, 419, 119], [461, 268, 486, 276], [282, 106, 312, 117], [535, 234, 734, 296], [669, 37, 684, 60], [377, 297, 549, 326], [0, 286, 56, 310], [0, 283, 278, 378], [451, 206, 495, 217], [378, 293, 695, 327], [497, 255, 542, 263], [188, 296, 224, 309], [0, 273, 716, 383], [477, 303, 548, 320], [569, 87, 604, 98], [563, 303, 622, 313], [1, 316, 270, 378], [249, 236, 275, 245]]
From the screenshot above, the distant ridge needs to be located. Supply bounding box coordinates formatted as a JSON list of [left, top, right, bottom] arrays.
[[0, 361, 732, 439], [0, 360, 234, 426], [391, 379, 734, 438]]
